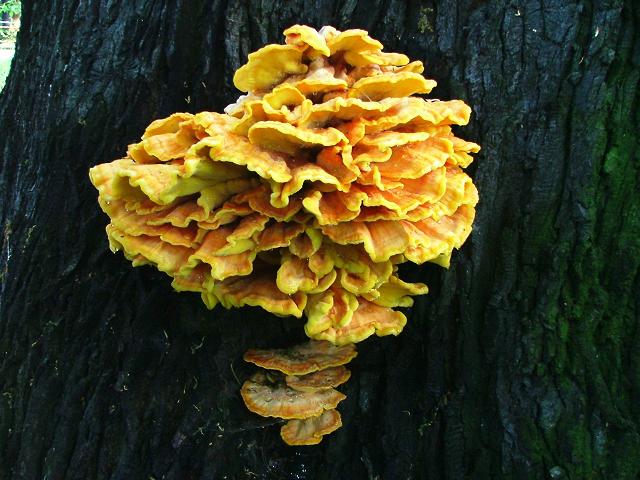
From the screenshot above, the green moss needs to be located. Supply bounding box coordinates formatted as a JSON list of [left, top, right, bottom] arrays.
[[417, 6, 434, 34], [611, 432, 640, 479]]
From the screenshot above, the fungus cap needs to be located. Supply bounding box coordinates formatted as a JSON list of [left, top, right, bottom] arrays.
[[284, 24, 330, 57], [280, 410, 342, 446], [240, 372, 346, 419], [243, 340, 357, 375], [233, 44, 308, 93], [285, 366, 351, 392]]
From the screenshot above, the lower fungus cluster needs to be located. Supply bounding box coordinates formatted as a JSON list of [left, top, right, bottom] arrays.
[[242, 341, 356, 445], [89, 25, 479, 445]]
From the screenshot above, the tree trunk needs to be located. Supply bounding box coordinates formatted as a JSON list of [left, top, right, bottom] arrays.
[[1, 1, 638, 479]]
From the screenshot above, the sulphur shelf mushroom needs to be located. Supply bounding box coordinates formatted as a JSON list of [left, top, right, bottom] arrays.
[[285, 365, 351, 392], [280, 410, 343, 446], [243, 340, 357, 375], [241, 340, 355, 446], [240, 371, 346, 420], [89, 24, 480, 446]]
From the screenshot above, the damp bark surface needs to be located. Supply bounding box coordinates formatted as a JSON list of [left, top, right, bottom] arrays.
[[0, 1, 638, 479]]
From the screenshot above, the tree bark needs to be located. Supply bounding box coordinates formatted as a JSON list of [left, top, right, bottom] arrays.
[[1, 1, 638, 479]]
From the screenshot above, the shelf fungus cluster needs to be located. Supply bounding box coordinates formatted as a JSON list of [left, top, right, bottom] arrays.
[[241, 341, 356, 445], [89, 25, 479, 445]]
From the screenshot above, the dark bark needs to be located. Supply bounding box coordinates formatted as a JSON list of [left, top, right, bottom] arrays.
[[1, 1, 638, 479]]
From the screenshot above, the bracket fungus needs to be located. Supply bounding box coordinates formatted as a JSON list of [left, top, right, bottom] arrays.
[[89, 25, 479, 446], [241, 340, 353, 446], [243, 340, 357, 375], [240, 371, 346, 420], [281, 410, 343, 446]]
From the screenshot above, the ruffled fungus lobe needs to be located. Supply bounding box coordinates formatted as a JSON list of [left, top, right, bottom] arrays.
[[244, 340, 357, 375], [241, 371, 346, 419], [285, 366, 351, 392], [280, 410, 342, 446], [89, 25, 480, 444]]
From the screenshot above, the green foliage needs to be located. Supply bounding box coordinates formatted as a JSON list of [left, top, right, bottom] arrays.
[[0, 0, 20, 43], [0, 29, 16, 42], [0, 0, 21, 17], [0, 49, 13, 90]]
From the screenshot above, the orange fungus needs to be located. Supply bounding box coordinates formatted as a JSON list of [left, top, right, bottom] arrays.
[[240, 340, 355, 446], [89, 25, 480, 444], [89, 25, 479, 345]]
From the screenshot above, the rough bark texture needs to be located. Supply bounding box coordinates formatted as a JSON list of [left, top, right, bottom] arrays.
[[0, 1, 638, 479]]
